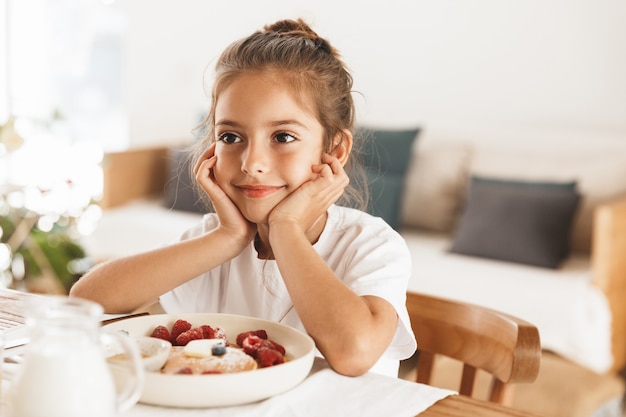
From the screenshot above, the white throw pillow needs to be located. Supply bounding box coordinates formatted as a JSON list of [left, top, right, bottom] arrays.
[[400, 139, 471, 232]]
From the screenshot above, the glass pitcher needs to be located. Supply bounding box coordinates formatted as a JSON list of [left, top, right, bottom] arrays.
[[7, 296, 144, 417]]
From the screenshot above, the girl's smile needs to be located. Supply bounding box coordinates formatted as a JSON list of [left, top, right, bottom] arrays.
[[236, 184, 286, 199]]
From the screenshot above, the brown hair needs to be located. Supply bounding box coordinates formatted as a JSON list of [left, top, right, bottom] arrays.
[[190, 18, 368, 210]]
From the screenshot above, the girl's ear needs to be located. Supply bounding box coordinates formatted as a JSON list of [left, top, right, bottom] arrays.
[[330, 129, 353, 166]]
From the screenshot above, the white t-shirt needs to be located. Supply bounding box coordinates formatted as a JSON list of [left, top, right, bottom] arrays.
[[160, 204, 417, 377]]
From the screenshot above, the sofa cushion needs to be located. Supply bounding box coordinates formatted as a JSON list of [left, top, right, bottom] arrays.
[[358, 127, 420, 230], [471, 176, 578, 192], [449, 176, 581, 268], [400, 138, 472, 232]]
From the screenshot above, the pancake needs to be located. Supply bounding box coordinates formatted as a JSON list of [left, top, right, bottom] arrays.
[[161, 346, 258, 374]]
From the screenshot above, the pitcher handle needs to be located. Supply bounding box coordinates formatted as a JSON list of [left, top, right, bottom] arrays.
[[102, 330, 145, 412]]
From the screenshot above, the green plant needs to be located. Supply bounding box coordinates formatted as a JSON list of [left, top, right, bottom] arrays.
[[1, 112, 99, 294], [0, 207, 88, 294]]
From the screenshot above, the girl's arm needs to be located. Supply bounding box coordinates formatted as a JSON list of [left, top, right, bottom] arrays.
[[268, 154, 398, 377], [70, 228, 248, 313], [271, 223, 398, 377]]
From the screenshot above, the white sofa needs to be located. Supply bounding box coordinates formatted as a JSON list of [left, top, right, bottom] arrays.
[[396, 126, 626, 375]]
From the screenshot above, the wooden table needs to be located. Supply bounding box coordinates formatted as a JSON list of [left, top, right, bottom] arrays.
[[0, 288, 541, 417], [0, 288, 26, 331], [423, 395, 541, 417]]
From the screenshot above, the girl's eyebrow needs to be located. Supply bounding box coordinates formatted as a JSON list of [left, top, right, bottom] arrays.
[[268, 119, 308, 129], [215, 119, 240, 127], [215, 119, 309, 129]]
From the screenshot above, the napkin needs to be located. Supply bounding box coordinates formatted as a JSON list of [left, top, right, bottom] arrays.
[[120, 358, 456, 417]]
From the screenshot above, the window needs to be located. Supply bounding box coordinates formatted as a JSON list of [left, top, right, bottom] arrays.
[[1, 0, 127, 149]]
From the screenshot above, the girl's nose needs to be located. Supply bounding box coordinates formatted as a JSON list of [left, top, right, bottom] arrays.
[[241, 141, 269, 175]]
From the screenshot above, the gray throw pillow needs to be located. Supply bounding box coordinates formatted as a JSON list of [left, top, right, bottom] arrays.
[[358, 127, 420, 230], [449, 176, 581, 269], [471, 176, 578, 192]]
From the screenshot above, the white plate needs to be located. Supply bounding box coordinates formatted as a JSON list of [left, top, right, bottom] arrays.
[[103, 313, 316, 408]]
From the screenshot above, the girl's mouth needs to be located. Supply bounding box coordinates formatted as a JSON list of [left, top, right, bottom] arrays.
[[237, 185, 284, 198]]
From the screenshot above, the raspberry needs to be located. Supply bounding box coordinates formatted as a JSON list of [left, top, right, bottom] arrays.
[[236, 330, 268, 347], [170, 319, 192, 345], [256, 347, 284, 367], [241, 335, 264, 356], [149, 325, 171, 342], [200, 325, 216, 339], [175, 327, 204, 346], [263, 339, 286, 355]]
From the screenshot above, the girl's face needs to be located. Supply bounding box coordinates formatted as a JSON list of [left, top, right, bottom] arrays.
[[212, 72, 325, 224]]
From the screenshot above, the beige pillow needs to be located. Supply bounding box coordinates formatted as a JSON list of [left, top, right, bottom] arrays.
[[400, 140, 472, 232]]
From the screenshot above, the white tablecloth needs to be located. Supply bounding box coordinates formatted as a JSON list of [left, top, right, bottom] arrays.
[[116, 358, 454, 417]]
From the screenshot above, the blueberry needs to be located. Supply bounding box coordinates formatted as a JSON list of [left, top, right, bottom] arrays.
[[211, 343, 227, 356]]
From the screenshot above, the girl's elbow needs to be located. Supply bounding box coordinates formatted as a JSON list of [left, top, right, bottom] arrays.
[[324, 342, 379, 377], [68, 280, 87, 299], [330, 359, 371, 377], [68, 280, 118, 313]]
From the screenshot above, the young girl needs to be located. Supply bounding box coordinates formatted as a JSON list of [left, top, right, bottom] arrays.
[[70, 18, 416, 377]]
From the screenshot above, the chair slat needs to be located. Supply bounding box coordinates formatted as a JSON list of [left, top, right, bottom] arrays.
[[459, 364, 477, 397], [489, 378, 515, 405], [416, 351, 435, 385]]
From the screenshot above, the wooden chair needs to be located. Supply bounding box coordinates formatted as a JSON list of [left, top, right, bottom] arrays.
[[406, 291, 541, 406]]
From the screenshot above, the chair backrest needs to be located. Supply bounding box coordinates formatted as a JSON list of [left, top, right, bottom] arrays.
[[406, 292, 541, 406]]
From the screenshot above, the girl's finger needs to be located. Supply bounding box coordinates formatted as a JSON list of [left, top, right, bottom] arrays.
[[193, 143, 216, 176], [320, 153, 346, 176], [195, 156, 217, 190], [318, 163, 334, 179], [325, 154, 343, 174], [312, 154, 340, 176]]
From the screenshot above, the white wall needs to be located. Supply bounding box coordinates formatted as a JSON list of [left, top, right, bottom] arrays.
[[116, 0, 626, 148], [0, 2, 7, 120]]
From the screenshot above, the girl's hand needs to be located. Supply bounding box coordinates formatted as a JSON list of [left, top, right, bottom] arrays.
[[268, 153, 349, 233], [194, 143, 256, 247]]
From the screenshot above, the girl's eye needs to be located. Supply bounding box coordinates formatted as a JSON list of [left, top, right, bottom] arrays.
[[275, 133, 296, 143], [218, 133, 241, 144]]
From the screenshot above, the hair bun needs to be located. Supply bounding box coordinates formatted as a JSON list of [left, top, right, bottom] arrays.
[[264, 19, 333, 54], [264, 18, 312, 36]]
